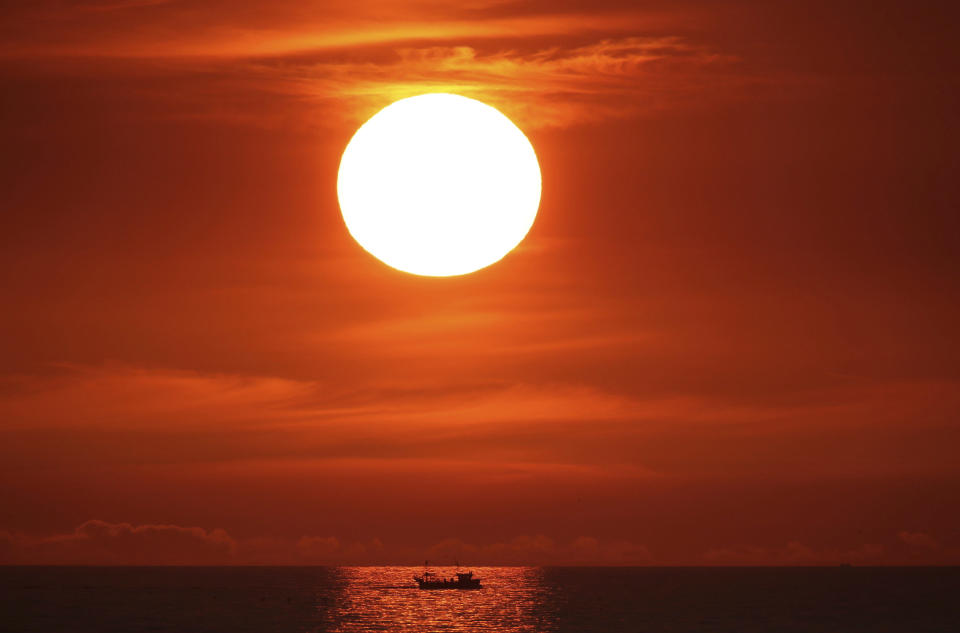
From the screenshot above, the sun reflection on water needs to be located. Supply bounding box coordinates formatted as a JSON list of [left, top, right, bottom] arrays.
[[324, 567, 555, 633]]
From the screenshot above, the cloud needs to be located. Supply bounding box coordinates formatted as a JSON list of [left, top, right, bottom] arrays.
[[3, 363, 958, 486], [0, 364, 319, 432], [4, 522, 959, 565], [0, 36, 743, 130], [704, 541, 887, 566], [74, 0, 176, 13], [296, 535, 384, 564], [0, 363, 662, 438], [0, 520, 373, 565], [0, 4, 685, 59], [0, 1, 748, 129], [427, 534, 652, 565], [0, 361, 706, 437], [0, 520, 649, 565], [0, 520, 235, 565], [0, 361, 831, 483], [182, 36, 742, 129], [898, 531, 940, 549], [0, 519, 384, 565]]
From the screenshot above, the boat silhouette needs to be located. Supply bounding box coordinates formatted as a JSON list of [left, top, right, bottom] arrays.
[[414, 561, 483, 590]]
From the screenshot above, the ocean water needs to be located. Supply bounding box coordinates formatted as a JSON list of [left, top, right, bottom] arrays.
[[1, 566, 958, 632]]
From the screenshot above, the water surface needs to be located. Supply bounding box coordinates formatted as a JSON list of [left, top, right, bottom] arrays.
[[2, 566, 958, 632]]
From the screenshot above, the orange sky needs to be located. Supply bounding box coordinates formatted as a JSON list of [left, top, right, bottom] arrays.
[[1, 0, 958, 565]]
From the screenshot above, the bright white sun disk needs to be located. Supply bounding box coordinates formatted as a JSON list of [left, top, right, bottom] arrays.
[[337, 93, 542, 276]]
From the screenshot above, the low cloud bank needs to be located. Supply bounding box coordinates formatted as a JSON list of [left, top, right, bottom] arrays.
[[2, 521, 957, 565]]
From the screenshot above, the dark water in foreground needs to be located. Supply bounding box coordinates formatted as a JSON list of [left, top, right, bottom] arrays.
[[1, 566, 958, 632]]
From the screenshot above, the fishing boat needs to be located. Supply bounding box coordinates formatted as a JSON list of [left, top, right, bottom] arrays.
[[414, 562, 482, 590]]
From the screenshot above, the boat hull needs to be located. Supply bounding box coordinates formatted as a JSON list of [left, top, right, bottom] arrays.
[[414, 572, 483, 590], [416, 582, 483, 590]]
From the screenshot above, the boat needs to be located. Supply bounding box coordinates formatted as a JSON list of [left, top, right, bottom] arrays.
[[414, 562, 482, 590]]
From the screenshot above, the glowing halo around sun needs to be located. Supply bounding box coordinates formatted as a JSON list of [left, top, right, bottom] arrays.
[[337, 93, 542, 276]]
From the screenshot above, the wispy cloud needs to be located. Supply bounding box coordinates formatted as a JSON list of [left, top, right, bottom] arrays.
[[73, 0, 177, 13], [62, 35, 746, 131], [0, 1, 747, 128], [1, 7, 682, 59], [3, 363, 957, 485], [244, 37, 739, 127]]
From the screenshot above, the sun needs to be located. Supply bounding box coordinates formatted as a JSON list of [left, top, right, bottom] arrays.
[[337, 93, 542, 277]]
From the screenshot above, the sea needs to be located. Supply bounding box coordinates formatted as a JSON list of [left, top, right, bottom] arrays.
[[1, 566, 958, 632]]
